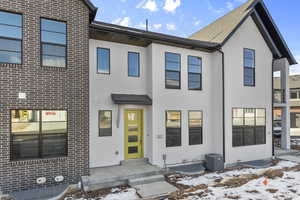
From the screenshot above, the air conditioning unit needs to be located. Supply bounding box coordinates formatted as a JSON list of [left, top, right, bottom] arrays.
[[205, 154, 224, 171]]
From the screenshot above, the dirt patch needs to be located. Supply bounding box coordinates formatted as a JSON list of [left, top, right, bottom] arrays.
[[266, 188, 278, 193], [262, 169, 284, 179]]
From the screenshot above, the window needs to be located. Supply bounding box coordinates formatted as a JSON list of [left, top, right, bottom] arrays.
[[166, 111, 181, 147], [232, 108, 266, 147], [41, 18, 67, 68], [99, 110, 112, 137], [0, 11, 22, 64], [290, 89, 300, 99], [97, 48, 110, 74], [189, 111, 203, 145], [244, 49, 255, 86], [128, 52, 140, 77], [165, 52, 181, 89], [11, 110, 67, 160], [188, 56, 202, 90]]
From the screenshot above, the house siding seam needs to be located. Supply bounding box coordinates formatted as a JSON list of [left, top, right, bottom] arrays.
[[0, 0, 90, 193]]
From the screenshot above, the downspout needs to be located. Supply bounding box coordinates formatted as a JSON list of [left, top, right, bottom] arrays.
[[272, 59, 275, 157], [217, 49, 226, 163]]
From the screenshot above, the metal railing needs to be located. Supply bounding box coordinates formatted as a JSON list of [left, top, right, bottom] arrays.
[[273, 89, 285, 104]]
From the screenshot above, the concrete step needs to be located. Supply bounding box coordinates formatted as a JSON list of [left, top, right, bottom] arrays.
[[129, 174, 165, 187], [82, 168, 162, 192], [134, 181, 178, 199], [120, 158, 149, 166]]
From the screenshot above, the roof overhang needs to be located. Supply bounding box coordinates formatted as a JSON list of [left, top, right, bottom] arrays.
[[82, 0, 98, 22], [111, 94, 152, 105], [90, 21, 220, 52]]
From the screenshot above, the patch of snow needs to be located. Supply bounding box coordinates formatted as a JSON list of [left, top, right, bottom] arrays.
[[100, 188, 138, 200]]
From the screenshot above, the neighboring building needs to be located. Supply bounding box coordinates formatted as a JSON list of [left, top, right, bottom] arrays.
[[0, 0, 297, 194], [274, 75, 300, 137], [0, 0, 97, 193]]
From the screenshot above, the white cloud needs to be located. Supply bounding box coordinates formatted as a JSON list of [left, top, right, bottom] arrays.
[[166, 23, 176, 31], [153, 23, 162, 29], [163, 0, 181, 13], [194, 20, 202, 26], [290, 55, 300, 75], [207, 0, 225, 15], [112, 17, 131, 27], [137, 0, 158, 12], [226, 1, 234, 10]]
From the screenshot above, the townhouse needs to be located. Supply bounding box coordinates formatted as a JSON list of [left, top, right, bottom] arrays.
[[0, 0, 297, 194]]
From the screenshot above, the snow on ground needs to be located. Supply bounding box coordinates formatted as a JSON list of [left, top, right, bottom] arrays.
[[176, 161, 300, 200], [100, 188, 138, 200], [177, 161, 298, 187]]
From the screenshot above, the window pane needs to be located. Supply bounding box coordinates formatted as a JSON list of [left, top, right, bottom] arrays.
[[128, 52, 139, 77], [244, 127, 255, 146], [0, 38, 21, 52], [0, 51, 21, 64], [11, 110, 40, 134], [42, 44, 65, 57], [291, 91, 298, 99], [0, 11, 22, 27], [233, 126, 243, 147], [233, 118, 243, 126], [255, 127, 265, 144], [189, 73, 201, 90], [0, 24, 22, 39], [188, 56, 201, 66], [41, 31, 66, 45], [166, 52, 180, 63], [244, 109, 255, 126], [244, 68, 254, 86], [42, 55, 66, 67], [188, 64, 201, 73], [166, 61, 180, 71], [42, 111, 67, 134], [41, 19, 66, 34], [166, 111, 181, 147], [97, 48, 110, 74], [11, 135, 39, 160], [99, 111, 112, 137], [244, 49, 255, 68], [166, 71, 180, 88], [128, 146, 138, 154], [42, 133, 67, 157], [233, 109, 244, 118]]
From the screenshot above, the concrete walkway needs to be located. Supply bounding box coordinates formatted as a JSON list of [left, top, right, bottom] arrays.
[[278, 155, 300, 163]]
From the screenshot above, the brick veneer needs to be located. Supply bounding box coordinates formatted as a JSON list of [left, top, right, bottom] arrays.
[[0, 0, 90, 193]]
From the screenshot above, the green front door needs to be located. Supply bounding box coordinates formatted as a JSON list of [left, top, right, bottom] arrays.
[[124, 110, 143, 160]]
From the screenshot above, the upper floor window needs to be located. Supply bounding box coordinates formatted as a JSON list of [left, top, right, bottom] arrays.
[[188, 56, 202, 90], [41, 18, 67, 68], [99, 110, 112, 137], [11, 110, 67, 160], [97, 48, 110, 74], [166, 111, 181, 147], [244, 48, 255, 86], [128, 52, 140, 77], [232, 108, 266, 147], [0, 11, 22, 64], [165, 52, 181, 89], [290, 89, 300, 100]]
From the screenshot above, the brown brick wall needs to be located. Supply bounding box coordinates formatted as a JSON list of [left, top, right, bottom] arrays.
[[0, 0, 90, 193]]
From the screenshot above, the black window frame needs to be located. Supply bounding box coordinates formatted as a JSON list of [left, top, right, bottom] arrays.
[[166, 110, 181, 147], [10, 109, 68, 161], [188, 110, 203, 145], [188, 55, 202, 90], [232, 108, 266, 147], [99, 110, 112, 137], [128, 51, 140, 77], [97, 47, 111, 74], [40, 18, 67, 68], [0, 10, 23, 65], [165, 52, 181, 89], [243, 48, 255, 87]]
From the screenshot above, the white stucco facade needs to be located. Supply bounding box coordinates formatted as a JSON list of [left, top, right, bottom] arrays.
[[89, 16, 274, 168]]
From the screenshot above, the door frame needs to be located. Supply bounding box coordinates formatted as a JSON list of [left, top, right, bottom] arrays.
[[124, 109, 144, 160]]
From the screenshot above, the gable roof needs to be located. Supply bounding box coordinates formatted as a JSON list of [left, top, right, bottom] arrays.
[[82, 0, 98, 21], [190, 0, 297, 65]]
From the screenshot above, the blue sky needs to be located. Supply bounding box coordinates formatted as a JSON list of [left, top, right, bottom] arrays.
[[91, 0, 300, 74]]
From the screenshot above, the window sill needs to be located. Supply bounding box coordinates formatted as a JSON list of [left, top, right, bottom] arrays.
[[10, 156, 68, 166], [0, 63, 22, 68], [41, 65, 67, 71]]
